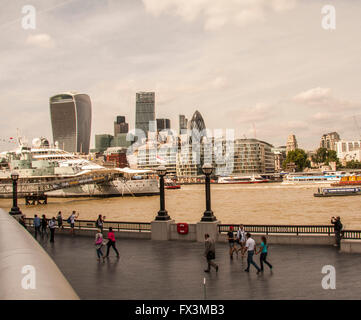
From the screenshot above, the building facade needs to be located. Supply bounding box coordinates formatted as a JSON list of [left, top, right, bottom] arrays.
[[179, 115, 188, 134], [135, 92, 155, 138], [50, 92, 92, 154], [114, 116, 129, 136], [336, 140, 361, 164], [286, 134, 298, 154], [320, 132, 340, 151]]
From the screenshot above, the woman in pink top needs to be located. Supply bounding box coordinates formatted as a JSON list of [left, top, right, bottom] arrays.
[[105, 227, 119, 258]]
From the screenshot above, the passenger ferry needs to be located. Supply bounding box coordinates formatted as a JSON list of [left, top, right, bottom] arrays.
[[314, 187, 361, 197], [218, 175, 269, 184], [282, 171, 346, 185], [164, 178, 181, 190]]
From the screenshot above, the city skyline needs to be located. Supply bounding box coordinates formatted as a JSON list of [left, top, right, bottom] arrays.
[[1, 0, 361, 152]]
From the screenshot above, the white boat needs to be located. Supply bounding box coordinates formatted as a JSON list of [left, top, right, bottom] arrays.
[[282, 171, 346, 185], [0, 137, 159, 197], [218, 175, 269, 184]]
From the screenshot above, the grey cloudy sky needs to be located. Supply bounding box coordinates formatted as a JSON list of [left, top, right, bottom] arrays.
[[0, 0, 361, 151]]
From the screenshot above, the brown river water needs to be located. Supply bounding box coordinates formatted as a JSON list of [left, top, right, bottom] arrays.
[[1, 184, 360, 228]]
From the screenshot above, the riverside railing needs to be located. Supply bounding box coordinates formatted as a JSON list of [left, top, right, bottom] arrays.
[[218, 224, 361, 240], [24, 218, 151, 233]]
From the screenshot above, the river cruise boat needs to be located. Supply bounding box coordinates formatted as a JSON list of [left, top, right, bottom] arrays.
[[331, 175, 361, 186], [314, 187, 361, 197], [218, 175, 269, 184], [282, 171, 346, 185], [0, 137, 159, 198]]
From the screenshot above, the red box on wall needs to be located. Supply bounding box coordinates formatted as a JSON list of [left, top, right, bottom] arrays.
[[177, 223, 189, 235]]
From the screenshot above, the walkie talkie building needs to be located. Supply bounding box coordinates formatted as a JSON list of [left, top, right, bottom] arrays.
[[49, 92, 92, 154]]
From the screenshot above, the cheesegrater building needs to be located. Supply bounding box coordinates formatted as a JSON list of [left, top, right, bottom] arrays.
[[49, 92, 92, 154]]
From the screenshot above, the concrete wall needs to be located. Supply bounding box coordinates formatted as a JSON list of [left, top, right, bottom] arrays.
[[170, 223, 197, 241], [0, 210, 79, 300]]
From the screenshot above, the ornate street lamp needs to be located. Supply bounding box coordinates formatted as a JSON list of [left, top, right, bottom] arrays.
[[9, 172, 22, 216], [155, 165, 171, 221], [201, 163, 216, 222]]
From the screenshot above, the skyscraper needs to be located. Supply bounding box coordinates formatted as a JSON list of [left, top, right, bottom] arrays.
[[50, 92, 92, 154], [179, 115, 188, 134], [135, 92, 155, 137]]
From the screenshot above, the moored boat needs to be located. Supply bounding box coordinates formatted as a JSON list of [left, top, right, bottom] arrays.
[[314, 187, 361, 197], [218, 175, 269, 184]]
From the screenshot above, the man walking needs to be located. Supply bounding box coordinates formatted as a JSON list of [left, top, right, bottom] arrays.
[[68, 211, 79, 236], [204, 234, 219, 273], [41, 214, 48, 237], [33, 214, 41, 238], [243, 233, 261, 274], [49, 217, 57, 243], [237, 224, 246, 257], [331, 216, 343, 247]]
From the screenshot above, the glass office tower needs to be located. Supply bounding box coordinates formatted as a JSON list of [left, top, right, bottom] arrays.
[[49, 92, 92, 154], [135, 92, 155, 137]]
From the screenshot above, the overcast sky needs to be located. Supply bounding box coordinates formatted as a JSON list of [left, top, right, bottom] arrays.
[[1, 0, 361, 151]]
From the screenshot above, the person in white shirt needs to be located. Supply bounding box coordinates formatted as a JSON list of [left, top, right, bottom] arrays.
[[243, 233, 261, 274], [236, 224, 246, 257], [48, 217, 57, 243], [68, 211, 79, 236]]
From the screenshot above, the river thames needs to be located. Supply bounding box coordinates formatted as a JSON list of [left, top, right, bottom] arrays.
[[1, 183, 360, 228]]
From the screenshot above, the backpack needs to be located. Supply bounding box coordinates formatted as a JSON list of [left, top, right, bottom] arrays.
[[67, 216, 71, 224]]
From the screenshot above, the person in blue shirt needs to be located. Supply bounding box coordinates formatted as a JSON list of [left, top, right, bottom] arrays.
[[256, 236, 273, 272], [33, 214, 41, 239]]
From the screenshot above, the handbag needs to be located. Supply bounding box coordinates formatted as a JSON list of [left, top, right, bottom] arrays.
[[207, 251, 215, 260]]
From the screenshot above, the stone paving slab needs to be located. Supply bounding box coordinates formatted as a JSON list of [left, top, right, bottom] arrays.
[[34, 232, 361, 300]]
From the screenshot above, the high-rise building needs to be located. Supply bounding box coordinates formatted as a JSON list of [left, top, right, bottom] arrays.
[[135, 92, 155, 137], [114, 116, 129, 136], [320, 132, 340, 151], [179, 115, 188, 134], [286, 134, 298, 154], [156, 118, 171, 132], [50, 92, 92, 154], [188, 110, 206, 132]]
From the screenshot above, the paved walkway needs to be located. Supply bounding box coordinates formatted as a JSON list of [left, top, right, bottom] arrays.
[[34, 232, 361, 300]]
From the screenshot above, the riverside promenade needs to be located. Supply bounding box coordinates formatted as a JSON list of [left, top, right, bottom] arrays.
[[34, 232, 361, 300]]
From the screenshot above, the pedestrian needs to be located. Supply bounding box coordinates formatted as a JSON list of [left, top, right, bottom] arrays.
[[227, 226, 237, 259], [236, 224, 246, 257], [96, 214, 105, 232], [41, 214, 48, 236], [243, 232, 261, 274], [68, 211, 79, 236], [256, 236, 273, 272], [33, 214, 41, 238], [204, 234, 219, 273], [331, 216, 343, 247], [105, 227, 119, 258], [57, 211, 64, 229], [49, 217, 57, 243], [95, 229, 105, 262]]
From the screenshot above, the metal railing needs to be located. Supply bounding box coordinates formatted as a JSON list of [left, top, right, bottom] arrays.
[[219, 224, 334, 236], [342, 230, 361, 240], [25, 218, 151, 233]]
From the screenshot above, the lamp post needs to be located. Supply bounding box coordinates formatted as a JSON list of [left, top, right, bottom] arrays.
[[155, 165, 171, 221], [9, 172, 22, 216], [201, 163, 216, 222]]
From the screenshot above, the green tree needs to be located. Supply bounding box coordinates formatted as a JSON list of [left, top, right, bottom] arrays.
[[283, 149, 311, 172], [312, 148, 340, 167], [345, 160, 361, 169]]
